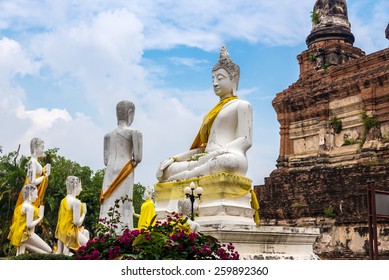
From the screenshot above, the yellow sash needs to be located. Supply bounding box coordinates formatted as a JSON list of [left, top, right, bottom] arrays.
[[137, 199, 156, 229], [190, 96, 238, 149], [250, 190, 260, 226], [55, 197, 85, 250], [100, 160, 137, 204], [8, 204, 39, 246]]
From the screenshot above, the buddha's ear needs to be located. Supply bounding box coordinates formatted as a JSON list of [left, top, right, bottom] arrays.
[[232, 75, 239, 95]]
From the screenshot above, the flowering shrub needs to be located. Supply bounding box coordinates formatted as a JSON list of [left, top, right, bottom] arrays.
[[76, 213, 239, 260]]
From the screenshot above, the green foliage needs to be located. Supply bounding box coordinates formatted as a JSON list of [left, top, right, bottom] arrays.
[[360, 110, 380, 145], [324, 206, 336, 218], [330, 116, 343, 134], [342, 138, 357, 146], [310, 9, 319, 24], [309, 53, 317, 62], [292, 202, 303, 208], [133, 183, 146, 227], [11, 253, 74, 260]]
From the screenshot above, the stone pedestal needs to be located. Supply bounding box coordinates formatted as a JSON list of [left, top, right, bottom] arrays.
[[154, 172, 255, 226], [155, 172, 320, 260], [203, 225, 320, 260]]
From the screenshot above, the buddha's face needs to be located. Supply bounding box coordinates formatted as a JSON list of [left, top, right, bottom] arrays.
[[212, 68, 234, 98], [30, 189, 38, 203], [34, 142, 45, 157]]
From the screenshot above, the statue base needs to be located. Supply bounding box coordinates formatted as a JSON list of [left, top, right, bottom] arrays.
[[154, 172, 255, 226], [203, 225, 320, 260]]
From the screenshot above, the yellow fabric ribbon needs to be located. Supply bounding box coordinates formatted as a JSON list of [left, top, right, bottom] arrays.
[[137, 199, 156, 229], [190, 96, 238, 149], [15, 168, 48, 208], [55, 197, 85, 250], [8, 204, 39, 247], [100, 160, 137, 204], [250, 190, 260, 226]]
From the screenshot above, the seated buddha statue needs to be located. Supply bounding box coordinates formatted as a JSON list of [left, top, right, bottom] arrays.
[[156, 46, 252, 182]]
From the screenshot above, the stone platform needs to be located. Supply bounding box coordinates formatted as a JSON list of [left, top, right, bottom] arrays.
[[154, 172, 320, 260], [202, 224, 320, 260]]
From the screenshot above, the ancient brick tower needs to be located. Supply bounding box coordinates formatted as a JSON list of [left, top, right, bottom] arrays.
[[255, 0, 389, 259]]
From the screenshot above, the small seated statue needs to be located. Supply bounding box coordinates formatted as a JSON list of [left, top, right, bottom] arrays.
[[8, 184, 52, 255], [136, 188, 156, 229], [177, 198, 201, 233], [156, 46, 252, 182], [55, 176, 89, 255]]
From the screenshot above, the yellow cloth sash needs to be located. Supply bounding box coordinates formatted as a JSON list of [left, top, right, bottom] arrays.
[[15, 167, 48, 208], [100, 160, 137, 204], [55, 197, 85, 251], [8, 204, 39, 247], [137, 199, 156, 229], [250, 190, 260, 226], [190, 96, 238, 149], [155, 172, 252, 201]]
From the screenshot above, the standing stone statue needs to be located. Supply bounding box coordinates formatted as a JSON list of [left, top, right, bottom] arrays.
[[15, 138, 51, 209], [99, 100, 143, 234]]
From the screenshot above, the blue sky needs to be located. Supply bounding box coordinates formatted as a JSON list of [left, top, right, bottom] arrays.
[[0, 0, 388, 188]]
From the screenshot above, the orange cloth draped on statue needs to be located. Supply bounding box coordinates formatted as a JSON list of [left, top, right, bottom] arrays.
[[190, 96, 238, 150], [15, 168, 48, 208], [250, 189, 260, 226], [100, 161, 137, 204]]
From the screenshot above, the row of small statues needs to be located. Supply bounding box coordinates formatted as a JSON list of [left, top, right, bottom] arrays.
[[8, 176, 88, 256]]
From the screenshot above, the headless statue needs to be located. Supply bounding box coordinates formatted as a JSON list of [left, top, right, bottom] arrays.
[[99, 100, 143, 234], [156, 46, 252, 182], [55, 176, 89, 255], [8, 184, 52, 255], [177, 198, 201, 233]]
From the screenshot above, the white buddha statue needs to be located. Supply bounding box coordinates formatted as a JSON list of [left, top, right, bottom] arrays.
[[154, 47, 258, 227], [15, 137, 51, 208], [55, 176, 89, 255], [99, 100, 143, 234], [156, 46, 252, 182], [8, 184, 52, 255]]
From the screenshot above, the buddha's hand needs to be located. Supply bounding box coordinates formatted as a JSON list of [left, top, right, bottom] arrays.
[[45, 164, 51, 176], [159, 157, 175, 171], [38, 205, 45, 218]]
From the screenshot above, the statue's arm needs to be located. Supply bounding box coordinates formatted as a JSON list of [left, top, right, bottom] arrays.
[[225, 101, 253, 152], [28, 159, 44, 185], [25, 205, 43, 229], [103, 134, 109, 166], [72, 201, 86, 227], [132, 130, 143, 163]]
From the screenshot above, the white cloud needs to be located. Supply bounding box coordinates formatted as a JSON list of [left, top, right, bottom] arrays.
[[0, 0, 387, 188]]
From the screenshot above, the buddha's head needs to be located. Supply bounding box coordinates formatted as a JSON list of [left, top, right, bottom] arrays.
[[116, 100, 135, 126], [30, 137, 44, 157], [22, 184, 38, 202], [212, 46, 240, 96], [66, 175, 82, 196]]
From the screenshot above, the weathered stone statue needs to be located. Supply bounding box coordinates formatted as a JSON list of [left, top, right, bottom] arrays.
[[8, 184, 52, 255], [156, 46, 252, 182], [177, 198, 201, 233], [99, 100, 143, 233], [155, 47, 258, 227], [15, 137, 51, 209], [55, 176, 89, 255]]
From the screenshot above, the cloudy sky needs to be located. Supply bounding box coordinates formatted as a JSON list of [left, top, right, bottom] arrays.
[[0, 0, 388, 188]]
